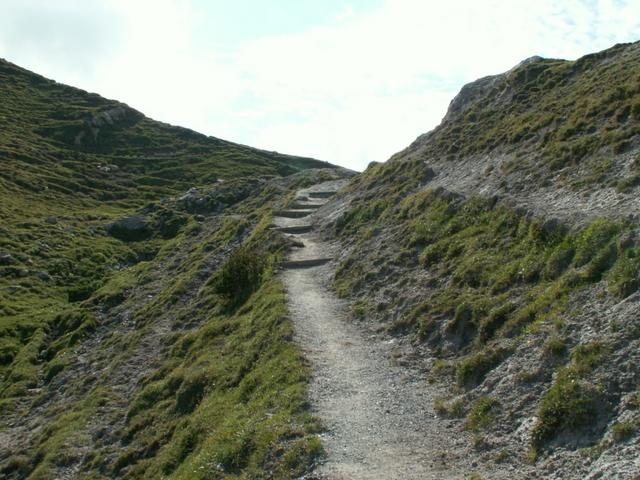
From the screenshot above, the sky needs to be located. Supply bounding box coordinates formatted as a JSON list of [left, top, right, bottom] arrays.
[[1, 1, 640, 171]]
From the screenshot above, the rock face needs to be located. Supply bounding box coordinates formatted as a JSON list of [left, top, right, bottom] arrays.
[[74, 104, 143, 146], [107, 215, 150, 241]]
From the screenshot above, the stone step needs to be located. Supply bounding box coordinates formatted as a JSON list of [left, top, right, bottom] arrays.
[[272, 225, 314, 234], [308, 191, 336, 198], [281, 258, 332, 269], [289, 202, 323, 210], [274, 209, 315, 218]]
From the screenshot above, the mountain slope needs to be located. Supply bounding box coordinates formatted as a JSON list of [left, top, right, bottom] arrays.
[[0, 59, 348, 479], [316, 41, 640, 478]]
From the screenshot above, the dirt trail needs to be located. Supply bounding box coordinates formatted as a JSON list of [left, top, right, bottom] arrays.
[[275, 181, 494, 480]]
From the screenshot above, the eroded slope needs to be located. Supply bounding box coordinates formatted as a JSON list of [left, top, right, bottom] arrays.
[[317, 41, 640, 479]]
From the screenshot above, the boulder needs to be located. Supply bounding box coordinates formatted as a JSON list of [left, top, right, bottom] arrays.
[[107, 215, 150, 241]]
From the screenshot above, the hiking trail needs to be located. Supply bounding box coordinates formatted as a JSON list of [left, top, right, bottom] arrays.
[[274, 181, 504, 480]]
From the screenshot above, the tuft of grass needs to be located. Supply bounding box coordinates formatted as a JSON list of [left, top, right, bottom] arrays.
[[434, 396, 465, 418], [456, 346, 512, 388], [607, 247, 640, 298], [544, 335, 567, 357], [611, 421, 637, 442], [352, 299, 369, 318], [465, 396, 500, 431], [531, 342, 607, 451]]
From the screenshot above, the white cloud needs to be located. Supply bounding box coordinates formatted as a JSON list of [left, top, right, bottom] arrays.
[[0, 0, 639, 171]]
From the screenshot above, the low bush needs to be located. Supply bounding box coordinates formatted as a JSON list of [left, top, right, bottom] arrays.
[[214, 245, 268, 308]]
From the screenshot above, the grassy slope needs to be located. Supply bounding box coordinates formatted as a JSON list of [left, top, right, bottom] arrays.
[[0, 57, 329, 394], [410, 41, 640, 190], [330, 42, 640, 458], [0, 58, 333, 478]]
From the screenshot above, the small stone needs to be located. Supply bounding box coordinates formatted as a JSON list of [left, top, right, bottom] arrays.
[[542, 217, 565, 236], [0, 253, 14, 265], [35, 271, 50, 281], [618, 230, 636, 250], [194, 214, 205, 222], [45, 216, 58, 224]]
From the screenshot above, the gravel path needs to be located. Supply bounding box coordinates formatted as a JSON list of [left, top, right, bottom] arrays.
[[277, 182, 483, 480]]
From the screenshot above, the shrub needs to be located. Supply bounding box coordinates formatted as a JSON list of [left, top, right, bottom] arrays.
[[215, 245, 268, 307]]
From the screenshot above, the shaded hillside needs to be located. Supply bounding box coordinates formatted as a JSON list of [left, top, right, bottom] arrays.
[[0, 59, 346, 479], [318, 41, 640, 478]]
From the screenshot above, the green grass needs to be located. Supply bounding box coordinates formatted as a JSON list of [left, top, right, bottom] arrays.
[[611, 421, 637, 443], [332, 108, 638, 453], [0, 56, 331, 400], [118, 275, 321, 479], [3, 182, 328, 478], [0, 57, 331, 396], [465, 396, 500, 431], [530, 342, 607, 451]]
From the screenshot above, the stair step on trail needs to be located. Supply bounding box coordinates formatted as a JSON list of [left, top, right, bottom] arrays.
[[272, 225, 314, 234], [289, 202, 322, 210], [307, 191, 336, 198], [281, 258, 333, 269], [274, 209, 316, 218]]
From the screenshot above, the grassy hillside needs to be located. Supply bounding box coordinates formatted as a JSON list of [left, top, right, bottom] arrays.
[[402, 41, 640, 194], [0, 58, 338, 478], [323, 41, 640, 473]]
